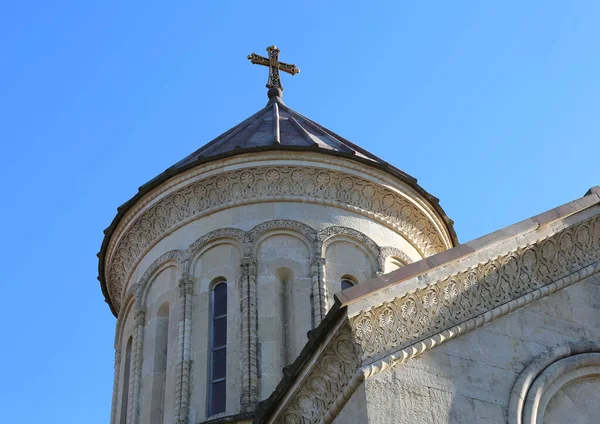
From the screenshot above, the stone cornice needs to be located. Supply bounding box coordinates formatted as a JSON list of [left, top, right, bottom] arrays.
[[350, 213, 600, 363], [258, 210, 600, 424], [103, 157, 453, 313]]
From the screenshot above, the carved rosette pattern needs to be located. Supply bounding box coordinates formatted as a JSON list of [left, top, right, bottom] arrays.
[[275, 323, 362, 424], [240, 257, 259, 412], [107, 166, 448, 312], [351, 215, 600, 361]]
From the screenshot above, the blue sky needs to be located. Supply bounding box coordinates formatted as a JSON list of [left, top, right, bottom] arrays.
[[0, 2, 598, 422]]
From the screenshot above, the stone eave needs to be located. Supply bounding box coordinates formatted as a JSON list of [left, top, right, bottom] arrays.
[[97, 146, 458, 317], [254, 186, 600, 424], [337, 186, 600, 308]]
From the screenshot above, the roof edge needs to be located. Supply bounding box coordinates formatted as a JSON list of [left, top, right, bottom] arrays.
[[336, 186, 600, 307], [97, 147, 458, 317]]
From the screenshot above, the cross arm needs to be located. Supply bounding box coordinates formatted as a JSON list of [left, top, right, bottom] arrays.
[[278, 61, 300, 75], [247, 53, 270, 67]]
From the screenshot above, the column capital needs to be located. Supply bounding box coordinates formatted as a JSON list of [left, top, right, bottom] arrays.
[[134, 310, 145, 326], [178, 275, 194, 296], [241, 256, 257, 267]]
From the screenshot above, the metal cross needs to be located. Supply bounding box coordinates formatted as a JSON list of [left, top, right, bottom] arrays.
[[247, 45, 299, 91]]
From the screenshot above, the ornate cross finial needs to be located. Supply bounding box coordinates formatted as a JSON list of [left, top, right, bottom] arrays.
[[248, 45, 299, 96]]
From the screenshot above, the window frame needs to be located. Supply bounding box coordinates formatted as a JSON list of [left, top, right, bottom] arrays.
[[341, 277, 356, 291], [208, 280, 228, 416]]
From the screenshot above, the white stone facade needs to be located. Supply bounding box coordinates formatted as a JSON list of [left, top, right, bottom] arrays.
[[257, 189, 600, 424], [104, 152, 453, 424], [100, 109, 599, 423]]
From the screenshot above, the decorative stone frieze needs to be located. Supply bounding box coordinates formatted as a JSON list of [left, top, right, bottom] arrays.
[[275, 322, 362, 424], [351, 215, 600, 362], [107, 165, 449, 312], [264, 213, 600, 424]]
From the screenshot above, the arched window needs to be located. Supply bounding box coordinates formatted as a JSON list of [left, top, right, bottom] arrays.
[[209, 280, 227, 416], [120, 336, 133, 424], [151, 302, 169, 424], [341, 277, 356, 291]]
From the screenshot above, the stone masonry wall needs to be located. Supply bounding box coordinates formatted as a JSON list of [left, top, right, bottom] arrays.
[[361, 272, 600, 423]]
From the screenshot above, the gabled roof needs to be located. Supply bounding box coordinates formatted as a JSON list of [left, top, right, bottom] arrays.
[[255, 186, 600, 423], [337, 186, 600, 307]]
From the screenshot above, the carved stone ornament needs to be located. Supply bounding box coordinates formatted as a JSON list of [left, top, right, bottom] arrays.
[[351, 214, 600, 362], [275, 323, 362, 424], [378, 246, 413, 272], [249, 219, 317, 248], [318, 226, 380, 259], [270, 215, 600, 424], [106, 165, 449, 313], [508, 341, 600, 424], [133, 250, 187, 305]]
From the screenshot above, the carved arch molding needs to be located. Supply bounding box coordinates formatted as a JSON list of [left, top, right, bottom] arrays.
[[106, 165, 444, 312], [113, 220, 413, 424], [124, 220, 413, 302], [509, 341, 600, 424]]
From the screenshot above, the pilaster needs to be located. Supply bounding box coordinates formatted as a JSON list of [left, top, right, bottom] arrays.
[[174, 275, 194, 424], [240, 256, 259, 413], [109, 348, 121, 424], [128, 308, 145, 424], [310, 256, 328, 326]]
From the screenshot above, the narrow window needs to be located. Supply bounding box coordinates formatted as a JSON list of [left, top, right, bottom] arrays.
[[120, 336, 133, 424], [341, 278, 355, 291], [276, 267, 294, 366], [151, 302, 169, 424], [209, 280, 227, 415]]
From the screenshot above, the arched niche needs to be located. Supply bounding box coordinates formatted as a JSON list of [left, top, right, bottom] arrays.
[[379, 246, 413, 274], [133, 251, 183, 424], [188, 255, 241, 420], [254, 229, 313, 400], [509, 341, 600, 424], [188, 228, 247, 277], [134, 250, 186, 311]]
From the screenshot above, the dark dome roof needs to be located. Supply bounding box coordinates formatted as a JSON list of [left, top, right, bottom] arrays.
[[169, 95, 396, 172], [98, 95, 458, 316]]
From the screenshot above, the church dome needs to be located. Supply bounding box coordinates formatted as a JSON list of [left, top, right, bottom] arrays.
[[99, 49, 457, 423], [98, 93, 457, 316]]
